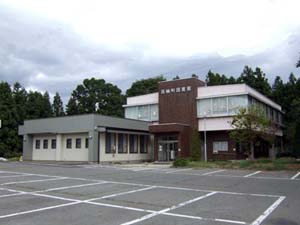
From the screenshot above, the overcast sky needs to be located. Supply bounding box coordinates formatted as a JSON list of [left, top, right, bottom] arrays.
[[0, 0, 300, 103]]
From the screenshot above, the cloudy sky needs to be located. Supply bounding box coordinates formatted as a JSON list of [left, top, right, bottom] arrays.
[[0, 0, 300, 103]]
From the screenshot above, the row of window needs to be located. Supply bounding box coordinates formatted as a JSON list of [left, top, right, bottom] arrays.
[[125, 104, 158, 121], [106, 133, 149, 154], [35, 138, 89, 150], [35, 139, 56, 149], [197, 95, 283, 124], [197, 95, 248, 117], [161, 86, 191, 94]]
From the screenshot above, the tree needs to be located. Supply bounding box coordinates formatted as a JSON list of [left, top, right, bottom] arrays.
[[190, 129, 202, 161], [206, 70, 236, 86], [237, 66, 272, 97], [230, 106, 276, 159], [25, 91, 52, 119], [12, 82, 27, 124], [67, 78, 124, 117], [297, 54, 300, 68], [173, 75, 180, 80], [52, 92, 64, 117], [0, 82, 20, 157], [126, 76, 166, 97]]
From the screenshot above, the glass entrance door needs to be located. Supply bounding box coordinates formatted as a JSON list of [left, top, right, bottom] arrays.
[[158, 140, 178, 161]]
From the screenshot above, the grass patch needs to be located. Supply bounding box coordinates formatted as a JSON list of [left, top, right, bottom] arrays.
[[173, 157, 300, 170]]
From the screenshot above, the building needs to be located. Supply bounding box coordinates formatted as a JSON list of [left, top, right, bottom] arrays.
[[18, 114, 152, 162], [123, 77, 283, 161], [19, 77, 283, 162]]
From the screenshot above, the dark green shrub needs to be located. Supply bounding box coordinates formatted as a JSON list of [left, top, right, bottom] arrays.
[[173, 158, 189, 167]]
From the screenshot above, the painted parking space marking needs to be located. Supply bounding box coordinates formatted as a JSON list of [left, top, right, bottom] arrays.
[[165, 168, 193, 174], [1, 177, 67, 186], [202, 169, 226, 175], [290, 171, 300, 180], [250, 196, 286, 225], [244, 171, 262, 177], [0, 174, 33, 179], [0, 169, 287, 225]]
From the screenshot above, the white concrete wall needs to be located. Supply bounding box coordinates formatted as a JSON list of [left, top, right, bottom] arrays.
[[125, 92, 158, 106], [197, 84, 281, 111], [99, 132, 153, 162], [32, 135, 56, 161], [198, 117, 234, 131], [61, 133, 89, 161]]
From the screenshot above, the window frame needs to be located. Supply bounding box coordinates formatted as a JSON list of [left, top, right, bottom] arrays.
[[85, 138, 89, 149], [129, 134, 138, 154], [43, 139, 48, 149], [75, 138, 81, 149], [66, 138, 72, 149], [140, 135, 148, 154], [213, 141, 228, 154], [35, 139, 40, 149], [51, 139, 56, 149]]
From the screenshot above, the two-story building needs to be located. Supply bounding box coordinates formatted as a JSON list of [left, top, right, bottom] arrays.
[[19, 77, 283, 162]]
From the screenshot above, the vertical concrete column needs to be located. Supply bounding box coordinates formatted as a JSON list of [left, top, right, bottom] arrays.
[[23, 134, 33, 161], [88, 131, 99, 162], [56, 134, 62, 161]]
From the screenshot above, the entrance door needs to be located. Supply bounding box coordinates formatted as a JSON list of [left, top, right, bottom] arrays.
[[158, 141, 178, 161]]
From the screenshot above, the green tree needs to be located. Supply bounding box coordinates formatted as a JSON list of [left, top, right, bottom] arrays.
[[52, 92, 64, 117], [12, 82, 27, 124], [42, 92, 53, 117], [206, 70, 236, 85], [190, 129, 202, 161], [67, 78, 124, 117], [0, 82, 20, 157], [26, 91, 52, 119], [230, 106, 276, 159], [126, 76, 166, 97]]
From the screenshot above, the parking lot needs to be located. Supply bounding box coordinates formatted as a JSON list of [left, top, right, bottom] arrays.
[[0, 162, 299, 225]]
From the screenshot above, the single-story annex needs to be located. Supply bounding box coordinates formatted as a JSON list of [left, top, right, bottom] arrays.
[[19, 77, 284, 162]]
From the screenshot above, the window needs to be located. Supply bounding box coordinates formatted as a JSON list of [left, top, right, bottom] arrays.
[[85, 138, 89, 148], [125, 106, 138, 120], [176, 87, 181, 92], [66, 138, 72, 149], [212, 97, 227, 115], [43, 139, 48, 149], [106, 133, 116, 153], [181, 87, 186, 92], [118, 133, 128, 153], [198, 98, 212, 116], [51, 139, 56, 149], [166, 89, 170, 93], [187, 86, 191, 91], [161, 89, 165, 94], [228, 95, 247, 114], [35, 140, 40, 149], [150, 104, 159, 121], [171, 88, 175, 93], [138, 105, 149, 120], [213, 141, 228, 153], [129, 134, 138, 153], [140, 135, 148, 153], [76, 138, 81, 149]]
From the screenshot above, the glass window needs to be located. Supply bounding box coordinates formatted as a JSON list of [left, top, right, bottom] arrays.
[[161, 89, 165, 94], [213, 141, 228, 153], [66, 138, 72, 149], [76, 138, 81, 149], [212, 97, 227, 115], [51, 139, 56, 149], [35, 140, 40, 149], [118, 133, 128, 153], [129, 134, 138, 153], [171, 88, 175, 93], [85, 138, 89, 148], [181, 87, 186, 92], [125, 106, 138, 120], [150, 104, 159, 121], [197, 99, 212, 116], [176, 87, 181, 92], [140, 135, 148, 153], [166, 89, 170, 93], [187, 86, 191, 91], [138, 105, 149, 120], [228, 95, 247, 114], [43, 139, 48, 149], [106, 133, 116, 153]]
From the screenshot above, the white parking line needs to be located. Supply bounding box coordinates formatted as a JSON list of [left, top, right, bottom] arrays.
[[244, 171, 262, 178], [0, 202, 80, 219], [250, 196, 286, 225], [290, 171, 300, 180], [0, 174, 32, 179], [1, 177, 67, 185], [36, 182, 106, 193], [165, 168, 193, 174], [202, 169, 226, 176], [120, 192, 217, 225]]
